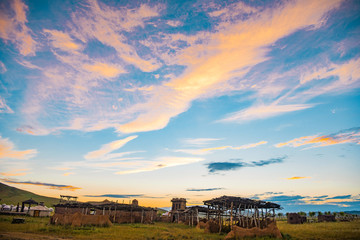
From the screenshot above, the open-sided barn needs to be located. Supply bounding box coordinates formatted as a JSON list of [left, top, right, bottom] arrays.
[[53, 197, 157, 225]]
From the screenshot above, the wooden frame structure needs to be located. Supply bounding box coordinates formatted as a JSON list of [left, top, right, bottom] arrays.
[[202, 196, 281, 231], [53, 201, 157, 224]]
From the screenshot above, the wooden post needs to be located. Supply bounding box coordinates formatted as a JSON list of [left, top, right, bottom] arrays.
[[114, 203, 117, 223], [103, 207, 105, 215], [265, 208, 268, 227], [238, 204, 241, 227], [207, 205, 209, 220], [230, 202, 233, 230], [196, 208, 199, 226], [273, 208, 275, 221], [141, 209, 144, 223], [191, 211, 193, 226], [130, 206, 133, 223]]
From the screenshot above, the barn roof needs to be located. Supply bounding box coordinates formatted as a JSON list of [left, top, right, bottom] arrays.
[[203, 195, 281, 209], [54, 202, 154, 211]]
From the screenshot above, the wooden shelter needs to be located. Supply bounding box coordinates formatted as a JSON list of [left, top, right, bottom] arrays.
[[21, 198, 38, 213], [202, 196, 281, 232]]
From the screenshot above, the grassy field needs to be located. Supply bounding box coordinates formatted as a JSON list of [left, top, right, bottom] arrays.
[[0, 215, 359, 240]]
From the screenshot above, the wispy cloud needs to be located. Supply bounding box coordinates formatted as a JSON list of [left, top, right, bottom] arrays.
[[207, 156, 286, 173], [0, 97, 14, 114], [202, 141, 267, 152], [233, 141, 268, 150], [286, 176, 311, 180], [186, 187, 224, 192], [0, 61, 7, 73], [63, 172, 74, 176], [276, 127, 360, 148], [266, 195, 306, 202], [84, 136, 138, 160], [220, 104, 313, 123], [182, 138, 222, 146], [326, 195, 352, 200], [116, 156, 204, 175], [0, 0, 36, 55], [175, 141, 268, 155], [0, 136, 37, 159], [1, 178, 81, 191], [84, 194, 143, 198]]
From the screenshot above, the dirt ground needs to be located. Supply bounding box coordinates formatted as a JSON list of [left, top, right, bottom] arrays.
[[0, 232, 72, 240]]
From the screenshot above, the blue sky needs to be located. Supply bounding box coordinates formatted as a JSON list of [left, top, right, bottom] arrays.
[[0, 0, 359, 211]]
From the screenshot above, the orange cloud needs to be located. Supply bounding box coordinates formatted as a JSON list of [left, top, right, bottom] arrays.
[[286, 176, 311, 180], [0, 0, 36, 55], [0, 136, 37, 159], [43, 29, 81, 51], [276, 127, 360, 148]]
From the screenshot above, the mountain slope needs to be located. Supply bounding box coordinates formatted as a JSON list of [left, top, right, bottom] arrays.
[[0, 182, 60, 207]]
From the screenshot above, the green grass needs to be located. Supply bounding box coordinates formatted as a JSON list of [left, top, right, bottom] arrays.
[[0, 215, 359, 240]]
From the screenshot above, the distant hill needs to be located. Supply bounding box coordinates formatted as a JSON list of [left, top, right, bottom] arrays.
[[344, 210, 360, 216], [0, 182, 60, 207]]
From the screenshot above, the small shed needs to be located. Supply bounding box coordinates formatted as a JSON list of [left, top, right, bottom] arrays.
[[287, 213, 307, 224], [28, 205, 51, 217]]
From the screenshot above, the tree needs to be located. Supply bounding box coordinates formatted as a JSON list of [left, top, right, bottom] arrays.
[[298, 211, 307, 216], [309, 212, 316, 218]]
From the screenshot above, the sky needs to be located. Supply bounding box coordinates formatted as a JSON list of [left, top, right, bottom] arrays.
[[0, 0, 359, 212]]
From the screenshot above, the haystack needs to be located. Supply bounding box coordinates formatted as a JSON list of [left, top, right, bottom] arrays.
[[225, 222, 282, 239], [204, 219, 220, 233]]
